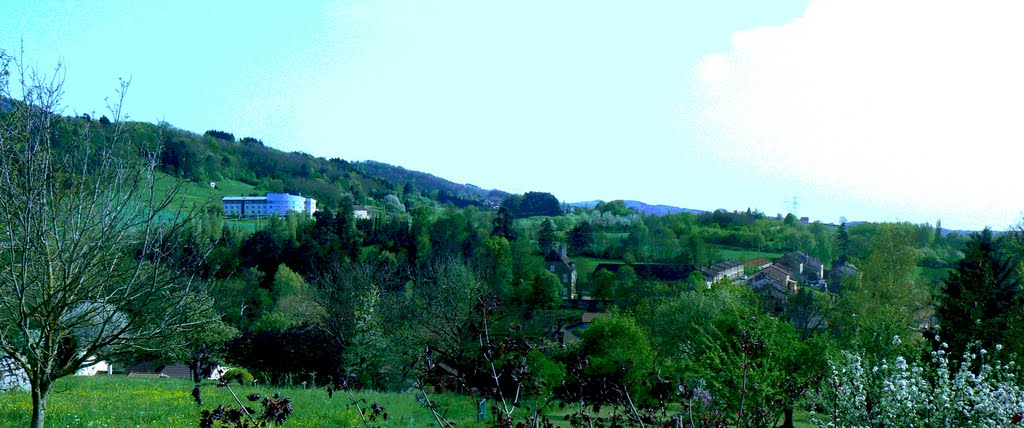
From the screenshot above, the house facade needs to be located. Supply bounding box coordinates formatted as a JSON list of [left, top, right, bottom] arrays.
[[353, 205, 371, 219], [701, 260, 745, 287], [222, 193, 317, 218], [775, 251, 825, 281], [546, 247, 578, 299]]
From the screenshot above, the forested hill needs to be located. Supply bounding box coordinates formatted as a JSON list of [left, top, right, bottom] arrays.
[[125, 121, 508, 209], [356, 160, 509, 206]]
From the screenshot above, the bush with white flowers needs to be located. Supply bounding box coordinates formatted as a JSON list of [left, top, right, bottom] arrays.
[[813, 338, 1024, 427]]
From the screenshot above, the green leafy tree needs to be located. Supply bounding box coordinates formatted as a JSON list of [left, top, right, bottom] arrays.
[[784, 213, 799, 227], [638, 285, 827, 428], [578, 315, 654, 397], [595, 200, 633, 217], [526, 270, 562, 311], [481, 236, 513, 299], [537, 218, 556, 254], [613, 265, 638, 301], [504, 191, 561, 217], [344, 284, 390, 388], [936, 228, 1022, 358], [253, 265, 325, 331], [567, 221, 594, 256], [592, 268, 616, 300], [839, 224, 928, 359]]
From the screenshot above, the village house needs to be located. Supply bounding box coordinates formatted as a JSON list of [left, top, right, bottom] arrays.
[[352, 205, 372, 219], [125, 361, 192, 379], [774, 251, 825, 282], [75, 359, 113, 376], [701, 259, 745, 287], [546, 247, 578, 299], [750, 264, 800, 311], [829, 262, 860, 293]]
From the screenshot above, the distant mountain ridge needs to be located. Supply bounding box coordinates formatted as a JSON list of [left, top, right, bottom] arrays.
[[568, 200, 708, 216]]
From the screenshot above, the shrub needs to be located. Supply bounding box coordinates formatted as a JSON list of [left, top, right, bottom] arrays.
[[813, 337, 1024, 427], [221, 368, 255, 386]]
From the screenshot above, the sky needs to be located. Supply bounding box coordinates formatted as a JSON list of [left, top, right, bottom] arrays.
[[4, 0, 1023, 231]]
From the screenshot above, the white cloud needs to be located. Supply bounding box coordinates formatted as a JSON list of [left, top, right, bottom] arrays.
[[695, 0, 1024, 229]]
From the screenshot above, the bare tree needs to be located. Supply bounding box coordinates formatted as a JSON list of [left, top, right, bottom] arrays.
[[0, 50, 215, 428]]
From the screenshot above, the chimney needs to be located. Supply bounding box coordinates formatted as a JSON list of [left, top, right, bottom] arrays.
[[559, 246, 567, 259]]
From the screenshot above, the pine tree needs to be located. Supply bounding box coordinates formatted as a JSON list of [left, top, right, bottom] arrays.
[[491, 207, 517, 241], [836, 221, 850, 265], [936, 228, 1021, 357]]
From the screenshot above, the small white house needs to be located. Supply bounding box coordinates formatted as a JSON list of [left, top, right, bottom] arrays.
[[209, 365, 231, 381], [76, 359, 113, 376]]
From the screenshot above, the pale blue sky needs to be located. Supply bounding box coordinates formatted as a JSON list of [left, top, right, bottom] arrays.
[[5, 1, 1023, 230]]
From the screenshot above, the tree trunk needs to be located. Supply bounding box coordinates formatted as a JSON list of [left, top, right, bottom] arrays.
[[31, 380, 50, 428], [781, 406, 795, 428]]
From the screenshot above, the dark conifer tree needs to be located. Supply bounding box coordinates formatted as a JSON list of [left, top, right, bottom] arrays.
[[491, 207, 517, 241], [936, 228, 1021, 357], [836, 221, 850, 265]]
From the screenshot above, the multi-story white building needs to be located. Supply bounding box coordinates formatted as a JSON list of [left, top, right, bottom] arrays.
[[222, 193, 317, 218]]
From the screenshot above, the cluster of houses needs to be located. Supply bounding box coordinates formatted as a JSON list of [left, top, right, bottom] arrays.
[[555, 249, 858, 345], [748, 251, 826, 310]]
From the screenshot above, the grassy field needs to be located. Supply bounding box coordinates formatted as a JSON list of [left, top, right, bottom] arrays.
[[0, 376, 487, 428], [716, 247, 783, 262], [0, 376, 818, 427], [151, 173, 261, 211], [150, 173, 277, 232]]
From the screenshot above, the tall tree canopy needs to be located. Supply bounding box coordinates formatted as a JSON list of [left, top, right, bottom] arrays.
[[936, 228, 1022, 357], [501, 191, 561, 217]]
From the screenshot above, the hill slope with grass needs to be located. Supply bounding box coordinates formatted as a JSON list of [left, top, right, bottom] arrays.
[[102, 119, 510, 211]]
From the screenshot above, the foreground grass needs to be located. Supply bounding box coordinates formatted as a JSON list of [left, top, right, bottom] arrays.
[[0, 376, 817, 427], [0, 376, 484, 428]]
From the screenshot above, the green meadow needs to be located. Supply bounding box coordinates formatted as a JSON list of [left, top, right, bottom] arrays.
[[0, 376, 486, 428], [0, 376, 818, 427]]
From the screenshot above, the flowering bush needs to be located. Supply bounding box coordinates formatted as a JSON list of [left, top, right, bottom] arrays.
[[813, 338, 1024, 427]]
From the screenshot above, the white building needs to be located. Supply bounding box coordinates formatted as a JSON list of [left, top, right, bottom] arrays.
[[76, 359, 113, 376], [353, 205, 371, 219], [222, 193, 317, 218]]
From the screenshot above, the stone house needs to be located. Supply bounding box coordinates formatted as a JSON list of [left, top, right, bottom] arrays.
[[546, 247, 578, 299]]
